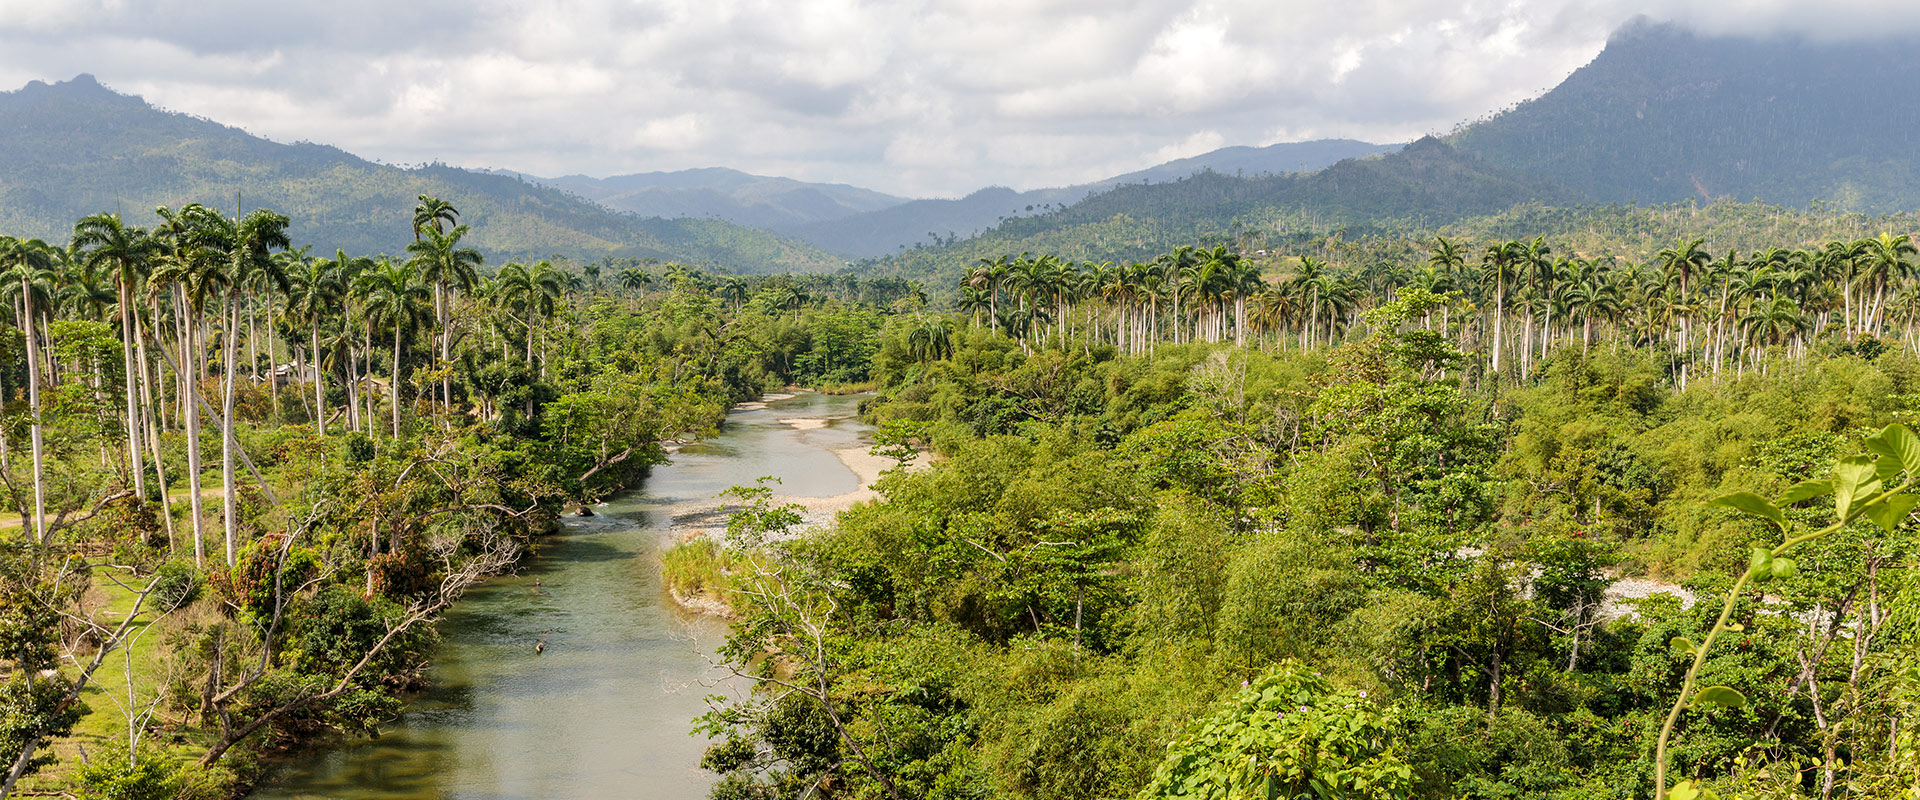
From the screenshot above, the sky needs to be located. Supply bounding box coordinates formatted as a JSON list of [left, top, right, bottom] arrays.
[[0, 0, 1911, 198]]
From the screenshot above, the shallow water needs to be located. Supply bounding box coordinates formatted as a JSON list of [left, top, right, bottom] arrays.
[[250, 392, 867, 800]]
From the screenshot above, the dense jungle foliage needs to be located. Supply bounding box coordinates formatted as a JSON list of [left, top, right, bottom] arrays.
[[0, 197, 914, 798], [4, 182, 1920, 800], [688, 232, 1920, 799]]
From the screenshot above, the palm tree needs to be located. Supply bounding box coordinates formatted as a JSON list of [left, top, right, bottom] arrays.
[[405, 224, 483, 419], [617, 267, 652, 304], [957, 286, 991, 329], [495, 261, 565, 371], [1160, 246, 1200, 344], [1739, 295, 1808, 370], [0, 236, 55, 543], [906, 316, 954, 363], [148, 204, 234, 564], [72, 213, 160, 502], [1428, 237, 1467, 277], [218, 210, 291, 564], [288, 255, 347, 434], [1479, 241, 1523, 375], [412, 195, 459, 241], [966, 256, 1010, 334], [718, 277, 750, 312], [1813, 240, 1864, 337], [1563, 260, 1621, 351], [1655, 237, 1711, 344], [1856, 233, 1916, 338], [354, 260, 431, 438]]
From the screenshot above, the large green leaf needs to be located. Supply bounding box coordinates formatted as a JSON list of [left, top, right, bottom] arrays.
[[1834, 455, 1881, 521], [1669, 636, 1697, 658], [1692, 685, 1747, 709], [1778, 479, 1834, 506], [1864, 494, 1920, 535], [1866, 423, 1920, 476], [1709, 492, 1785, 530]]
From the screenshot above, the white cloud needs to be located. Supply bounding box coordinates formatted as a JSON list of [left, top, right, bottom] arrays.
[[0, 0, 1902, 196]]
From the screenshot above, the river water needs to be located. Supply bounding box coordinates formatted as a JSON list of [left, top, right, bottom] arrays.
[[252, 392, 868, 800]]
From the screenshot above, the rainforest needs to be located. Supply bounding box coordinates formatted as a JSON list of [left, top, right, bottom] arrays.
[[3, 9, 1920, 800], [0, 190, 1913, 800]]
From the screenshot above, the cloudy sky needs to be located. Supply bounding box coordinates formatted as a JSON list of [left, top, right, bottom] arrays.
[[0, 0, 1906, 198]]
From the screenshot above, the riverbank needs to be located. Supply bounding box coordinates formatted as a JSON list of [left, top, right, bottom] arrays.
[[659, 393, 926, 617]]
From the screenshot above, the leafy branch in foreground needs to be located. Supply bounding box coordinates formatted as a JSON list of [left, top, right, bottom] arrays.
[[1658, 423, 1920, 800]]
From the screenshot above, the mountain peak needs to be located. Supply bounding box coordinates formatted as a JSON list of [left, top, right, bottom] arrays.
[[4, 73, 143, 109], [1452, 21, 1920, 211]]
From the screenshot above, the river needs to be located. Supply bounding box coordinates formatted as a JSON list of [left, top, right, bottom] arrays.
[[251, 391, 871, 800]]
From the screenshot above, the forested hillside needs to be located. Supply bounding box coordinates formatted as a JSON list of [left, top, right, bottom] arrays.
[[522, 167, 908, 229], [1451, 20, 1920, 211], [1107, 138, 1401, 184], [680, 226, 1920, 800], [0, 76, 841, 271], [865, 137, 1570, 287], [778, 140, 1407, 257]]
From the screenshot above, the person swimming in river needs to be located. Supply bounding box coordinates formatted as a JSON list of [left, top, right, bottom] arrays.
[[530, 578, 544, 595], [535, 628, 552, 655]]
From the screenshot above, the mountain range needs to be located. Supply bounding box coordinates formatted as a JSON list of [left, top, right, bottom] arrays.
[[2, 20, 1917, 273], [0, 75, 843, 271], [1451, 18, 1920, 211], [508, 138, 1401, 257]]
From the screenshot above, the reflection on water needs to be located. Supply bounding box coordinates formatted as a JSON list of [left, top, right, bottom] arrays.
[[251, 392, 866, 800]]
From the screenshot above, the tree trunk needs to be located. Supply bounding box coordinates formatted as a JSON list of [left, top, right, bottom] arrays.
[[312, 322, 327, 436], [21, 280, 46, 544], [1491, 280, 1505, 375], [391, 326, 403, 439], [438, 282, 453, 421], [119, 277, 146, 501], [135, 309, 172, 550], [185, 311, 205, 565], [222, 298, 241, 566]]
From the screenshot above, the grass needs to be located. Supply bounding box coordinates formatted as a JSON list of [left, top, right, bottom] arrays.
[[16, 571, 223, 794], [660, 536, 746, 614]]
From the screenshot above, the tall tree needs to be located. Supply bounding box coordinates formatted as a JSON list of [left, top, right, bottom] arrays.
[[71, 213, 159, 502], [404, 224, 482, 420], [411, 195, 459, 242], [216, 210, 290, 564], [147, 204, 230, 565], [0, 237, 55, 543], [287, 255, 346, 435], [354, 260, 431, 438]]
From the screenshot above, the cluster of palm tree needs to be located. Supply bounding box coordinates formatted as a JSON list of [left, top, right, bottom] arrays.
[[954, 232, 1920, 382], [1430, 233, 1920, 382], [0, 195, 517, 567], [962, 247, 1354, 354], [963, 247, 1270, 353]]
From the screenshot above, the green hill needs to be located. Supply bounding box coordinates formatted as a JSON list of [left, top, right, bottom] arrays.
[[1451, 19, 1920, 211], [863, 136, 1571, 285], [521, 166, 910, 229], [779, 139, 1407, 257], [0, 75, 841, 271]]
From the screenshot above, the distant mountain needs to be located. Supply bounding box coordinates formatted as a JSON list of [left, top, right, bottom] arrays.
[[1106, 139, 1401, 184], [773, 185, 1090, 258], [0, 75, 842, 272], [517, 167, 909, 229], [864, 136, 1570, 285], [1451, 19, 1920, 211], [777, 139, 1403, 257]]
